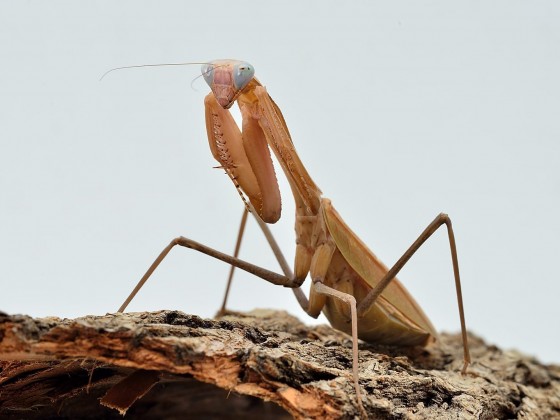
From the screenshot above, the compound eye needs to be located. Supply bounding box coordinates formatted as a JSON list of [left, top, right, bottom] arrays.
[[233, 62, 255, 90], [201, 63, 214, 87]]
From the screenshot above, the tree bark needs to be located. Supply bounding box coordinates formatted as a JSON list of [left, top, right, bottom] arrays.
[[0, 309, 559, 419]]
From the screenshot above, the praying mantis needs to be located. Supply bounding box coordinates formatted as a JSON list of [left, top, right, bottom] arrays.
[[117, 59, 471, 416]]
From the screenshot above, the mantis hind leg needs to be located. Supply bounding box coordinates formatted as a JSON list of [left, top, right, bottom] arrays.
[[357, 213, 471, 374]]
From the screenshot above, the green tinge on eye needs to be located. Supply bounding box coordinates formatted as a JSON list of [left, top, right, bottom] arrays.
[[233, 62, 255, 90], [201, 63, 214, 86]]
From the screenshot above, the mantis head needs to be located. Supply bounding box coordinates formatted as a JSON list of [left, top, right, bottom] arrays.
[[201, 60, 255, 109]]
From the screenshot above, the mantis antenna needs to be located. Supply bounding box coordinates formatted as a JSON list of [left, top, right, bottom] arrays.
[[99, 61, 213, 81]]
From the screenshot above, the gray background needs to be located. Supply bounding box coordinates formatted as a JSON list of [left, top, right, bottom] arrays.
[[1, 2, 558, 364]]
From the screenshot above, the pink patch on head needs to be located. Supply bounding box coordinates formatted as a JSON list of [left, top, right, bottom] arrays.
[[210, 67, 237, 108]]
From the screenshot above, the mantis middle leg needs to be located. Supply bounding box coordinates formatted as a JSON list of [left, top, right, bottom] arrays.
[[217, 204, 310, 316], [312, 281, 367, 418], [117, 235, 303, 313], [215, 208, 249, 317]]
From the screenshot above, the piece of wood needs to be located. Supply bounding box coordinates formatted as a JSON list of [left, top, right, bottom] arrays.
[[0, 309, 559, 419]]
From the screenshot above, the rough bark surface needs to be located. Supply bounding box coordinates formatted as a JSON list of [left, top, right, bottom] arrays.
[[0, 309, 558, 419]]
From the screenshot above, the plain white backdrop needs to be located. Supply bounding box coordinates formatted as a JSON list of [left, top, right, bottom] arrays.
[[1, 2, 558, 364]]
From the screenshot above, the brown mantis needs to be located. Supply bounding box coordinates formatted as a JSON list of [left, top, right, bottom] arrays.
[[117, 59, 470, 416]]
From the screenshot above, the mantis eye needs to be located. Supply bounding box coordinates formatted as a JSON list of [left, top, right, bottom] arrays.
[[233, 62, 254, 91], [201, 63, 214, 86]]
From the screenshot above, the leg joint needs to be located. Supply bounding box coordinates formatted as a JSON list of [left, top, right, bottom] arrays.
[[437, 212, 452, 229]]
